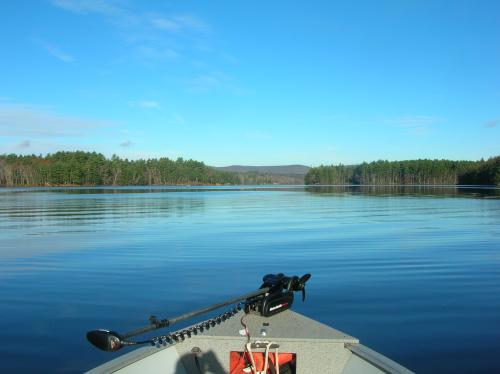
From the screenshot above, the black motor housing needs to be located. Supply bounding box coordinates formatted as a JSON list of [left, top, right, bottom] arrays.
[[260, 291, 294, 317]]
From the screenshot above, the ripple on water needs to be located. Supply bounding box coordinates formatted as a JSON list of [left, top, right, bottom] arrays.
[[0, 186, 499, 373]]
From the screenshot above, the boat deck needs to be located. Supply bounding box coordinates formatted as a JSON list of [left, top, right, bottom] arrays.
[[87, 310, 413, 374]]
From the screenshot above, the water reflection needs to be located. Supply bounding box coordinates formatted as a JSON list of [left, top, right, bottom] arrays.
[[0, 193, 207, 227], [305, 185, 500, 198], [0, 186, 499, 373], [2, 184, 498, 197]]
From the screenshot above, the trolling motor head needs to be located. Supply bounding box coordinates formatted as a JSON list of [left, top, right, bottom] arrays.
[[247, 273, 312, 317], [86, 330, 133, 352]]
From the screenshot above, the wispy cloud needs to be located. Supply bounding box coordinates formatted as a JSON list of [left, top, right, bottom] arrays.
[[189, 72, 223, 92], [139, 100, 160, 109], [135, 46, 179, 60], [0, 102, 115, 137], [51, 0, 120, 15], [18, 140, 31, 148], [51, 0, 208, 35], [50, 0, 137, 26], [187, 70, 244, 94], [34, 39, 75, 62], [50, 0, 216, 69], [388, 115, 440, 127], [484, 119, 498, 128], [50, 0, 243, 97], [169, 113, 185, 125], [386, 115, 442, 135], [147, 14, 209, 33], [120, 140, 134, 147], [149, 17, 179, 31]]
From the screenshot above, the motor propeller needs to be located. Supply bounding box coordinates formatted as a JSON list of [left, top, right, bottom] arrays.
[[261, 273, 311, 301], [293, 273, 311, 301]]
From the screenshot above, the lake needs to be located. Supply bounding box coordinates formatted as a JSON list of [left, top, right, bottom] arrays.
[[0, 186, 499, 373]]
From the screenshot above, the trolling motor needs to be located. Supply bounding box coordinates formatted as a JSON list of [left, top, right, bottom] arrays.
[[247, 273, 311, 317], [87, 273, 311, 352]]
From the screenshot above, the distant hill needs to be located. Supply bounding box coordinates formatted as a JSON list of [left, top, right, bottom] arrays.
[[210, 165, 309, 185], [213, 165, 310, 175]]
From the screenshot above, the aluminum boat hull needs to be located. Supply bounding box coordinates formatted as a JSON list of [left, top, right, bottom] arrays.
[[87, 310, 413, 374]]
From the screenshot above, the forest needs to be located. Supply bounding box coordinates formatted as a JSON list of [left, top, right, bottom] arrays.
[[0, 152, 240, 186], [305, 157, 500, 186], [0, 151, 305, 186], [1, 152, 499, 186]]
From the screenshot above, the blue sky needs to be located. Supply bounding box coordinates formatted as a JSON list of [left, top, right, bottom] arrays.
[[0, 0, 499, 166]]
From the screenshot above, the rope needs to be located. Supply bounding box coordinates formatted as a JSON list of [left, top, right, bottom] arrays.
[[244, 340, 279, 374]]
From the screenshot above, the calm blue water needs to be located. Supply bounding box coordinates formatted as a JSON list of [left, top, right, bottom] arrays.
[[0, 186, 499, 373]]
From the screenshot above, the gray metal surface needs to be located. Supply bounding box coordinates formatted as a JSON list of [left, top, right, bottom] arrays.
[[199, 309, 358, 342], [343, 352, 386, 374], [86, 310, 413, 374], [346, 344, 414, 374], [173, 310, 358, 373], [86, 345, 186, 374]]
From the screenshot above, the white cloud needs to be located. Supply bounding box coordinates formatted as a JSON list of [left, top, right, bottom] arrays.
[[35, 39, 75, 62], [0, 102, 115, 137]]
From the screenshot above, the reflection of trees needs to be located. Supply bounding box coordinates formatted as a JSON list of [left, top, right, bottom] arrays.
[[0, 192, 206, 229], [305, 185, 500, 198]]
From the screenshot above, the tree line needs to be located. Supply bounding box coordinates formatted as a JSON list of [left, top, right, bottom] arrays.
[[305, 157, 500, 186], [2, 152, 499, 187], [0, 152, 240, 186], [0, 151, 305, 186]]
